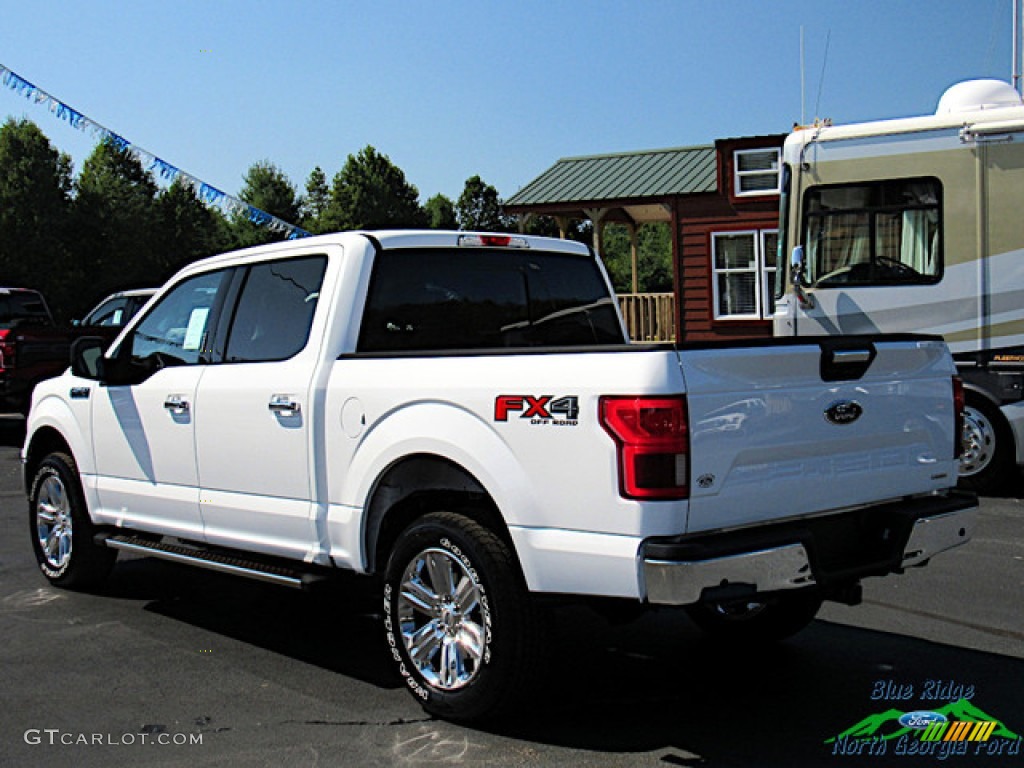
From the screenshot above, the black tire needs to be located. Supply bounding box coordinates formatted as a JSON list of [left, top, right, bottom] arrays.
[[959, 396, 1011, 495], [28, 452, 116, 590], [383, 511, 540, 721], [685, 592, 822, 642]]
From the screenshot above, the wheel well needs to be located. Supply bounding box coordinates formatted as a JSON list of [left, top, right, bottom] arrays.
[[962, 384, 1002, 411], [24, 427, 73, 489], [364, 454, 515, 577]]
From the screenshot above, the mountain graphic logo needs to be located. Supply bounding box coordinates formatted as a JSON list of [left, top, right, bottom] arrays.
[[826, 699, 1021, 744]]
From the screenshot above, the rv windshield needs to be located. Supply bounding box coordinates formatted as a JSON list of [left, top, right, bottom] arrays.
[[803, 178, 942, 287]]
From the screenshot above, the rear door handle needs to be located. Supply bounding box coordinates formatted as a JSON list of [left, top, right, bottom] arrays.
[[268, 395, 301, 416], [163, 395, 190, 413]]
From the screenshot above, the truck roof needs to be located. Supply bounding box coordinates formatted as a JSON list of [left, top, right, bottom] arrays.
[[182, 230, 594, 273]]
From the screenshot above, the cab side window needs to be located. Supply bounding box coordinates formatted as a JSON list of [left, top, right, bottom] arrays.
[[131, 271, 227, 366], [224, 255, 328, 363], [85, 297, 130, 327]]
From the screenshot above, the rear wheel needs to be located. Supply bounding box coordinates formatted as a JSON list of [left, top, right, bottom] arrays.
[[685, 592, 822, 642], [383, 511, 540, 721], [28, 452, 116, 589], [959, 397, 1011, 495]]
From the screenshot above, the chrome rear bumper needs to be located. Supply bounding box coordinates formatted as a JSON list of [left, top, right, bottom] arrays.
[[642, 493, 978, 606]]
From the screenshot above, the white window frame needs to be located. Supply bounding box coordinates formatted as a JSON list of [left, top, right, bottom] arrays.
[[711, 228, 778, 321], [734, 148, 781, 197]]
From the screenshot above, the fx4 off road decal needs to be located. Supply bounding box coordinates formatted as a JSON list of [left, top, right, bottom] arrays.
[[494, 395, 579, 426]]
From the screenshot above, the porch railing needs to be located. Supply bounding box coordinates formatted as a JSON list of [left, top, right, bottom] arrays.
[[617, 293, 675, 342]]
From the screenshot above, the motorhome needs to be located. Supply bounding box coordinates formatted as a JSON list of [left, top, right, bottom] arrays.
[[774, 79, 1024, 493]]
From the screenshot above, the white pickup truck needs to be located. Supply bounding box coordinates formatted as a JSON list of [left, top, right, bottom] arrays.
[[24, 230, 976, 720]]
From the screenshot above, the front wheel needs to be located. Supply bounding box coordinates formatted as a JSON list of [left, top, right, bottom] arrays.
[[28, 452, 116, 589], [383, 511, 540, 721], [685, 592, 822, 642]]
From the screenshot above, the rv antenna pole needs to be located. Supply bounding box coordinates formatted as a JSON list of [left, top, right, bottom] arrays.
[[800, 25, 806, 125], [1015, 0, 1023, 95]]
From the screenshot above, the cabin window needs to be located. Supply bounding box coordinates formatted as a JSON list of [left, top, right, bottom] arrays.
[[358, 248, 624, 352], [802, 178, 942, 287], [711, 229, 778, 320], [734, 148, 782, 196]]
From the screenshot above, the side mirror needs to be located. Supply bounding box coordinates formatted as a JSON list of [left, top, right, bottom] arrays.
[[790, 245, 806, 286], [789, 245, 816, 310], [70, 337, 107, 380]]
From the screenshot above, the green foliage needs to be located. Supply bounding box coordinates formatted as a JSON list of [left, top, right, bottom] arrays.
[[301, 166, 330, 234], [231, 161, 302, 247], [518, 214, 560, 238], [425, 193, 457, 229], [456, 175, 511, 232], [322, 146, 425, 230], [600, 223, 673, 294], [154, 180, 231, 279], [72, 137, 162, 312], [0, 118, 73, 304]]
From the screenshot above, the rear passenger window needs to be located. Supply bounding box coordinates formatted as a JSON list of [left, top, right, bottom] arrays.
[[358, 248, 623, 352], [225, 255, 328, 362]]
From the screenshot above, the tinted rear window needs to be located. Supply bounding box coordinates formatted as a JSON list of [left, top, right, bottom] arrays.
[[0, 292, 50, 327], [358, 248, 623, 352]]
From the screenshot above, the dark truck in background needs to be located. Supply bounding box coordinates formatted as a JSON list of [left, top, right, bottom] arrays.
[[0, 287, 155, 414], [0, 288, 70, 414]]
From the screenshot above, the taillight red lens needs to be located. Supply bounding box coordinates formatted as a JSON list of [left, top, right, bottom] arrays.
[[600, 396, 689, 500], [0, 329, 12, 370], [953, 377, 965, 459]]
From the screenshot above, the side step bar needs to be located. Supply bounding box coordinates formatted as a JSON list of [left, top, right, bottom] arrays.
[[95, 533, 327, 590]]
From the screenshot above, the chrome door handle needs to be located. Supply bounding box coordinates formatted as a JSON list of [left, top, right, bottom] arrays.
[[268, 395, 301, 416], [163, 395, 190, 413]]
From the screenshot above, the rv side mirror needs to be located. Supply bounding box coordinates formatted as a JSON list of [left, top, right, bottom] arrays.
[[70, 337, 107, 381], [790, 245, 806, 286]]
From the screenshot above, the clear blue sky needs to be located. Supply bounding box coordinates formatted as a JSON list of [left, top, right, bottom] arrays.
[[0, 0, 1016, 208]]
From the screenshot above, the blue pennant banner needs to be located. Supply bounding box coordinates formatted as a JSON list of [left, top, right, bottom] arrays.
[[0, 63, 309, 240]]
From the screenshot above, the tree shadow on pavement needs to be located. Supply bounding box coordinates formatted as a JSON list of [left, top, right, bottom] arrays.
[[99, 560, 1023, 766], [488, 607, 1024, 766]]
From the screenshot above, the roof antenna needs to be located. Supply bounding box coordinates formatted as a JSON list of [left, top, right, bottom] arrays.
[[814, 29, 832, 122], [800, 26, 805, 126], [1014, 0, 1023, 95]]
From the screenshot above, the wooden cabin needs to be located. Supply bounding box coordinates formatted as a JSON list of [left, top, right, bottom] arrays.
[[505, 134, 786, 343]]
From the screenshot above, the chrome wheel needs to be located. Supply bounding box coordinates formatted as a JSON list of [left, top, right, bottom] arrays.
[[960, 404, 996, 478], [35, 474, 72, 571], [398, 546, 485, 691]]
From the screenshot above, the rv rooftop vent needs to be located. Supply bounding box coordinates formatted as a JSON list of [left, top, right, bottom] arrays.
[[936, 79, 1023, 114]]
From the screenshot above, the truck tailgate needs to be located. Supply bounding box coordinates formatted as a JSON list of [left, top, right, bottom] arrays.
[[679, 337, 958, 534]]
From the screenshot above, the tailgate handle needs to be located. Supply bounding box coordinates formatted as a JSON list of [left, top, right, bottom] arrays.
[[821, 344, 876, 382], [831, 349, 871, 364]]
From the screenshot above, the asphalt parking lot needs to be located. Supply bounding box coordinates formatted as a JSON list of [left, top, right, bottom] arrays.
[[0, 413, 1021, 767]]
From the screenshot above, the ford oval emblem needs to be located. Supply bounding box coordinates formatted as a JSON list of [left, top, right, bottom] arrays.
[[825, 399, 863, 425], [898, 711, 948, 730]]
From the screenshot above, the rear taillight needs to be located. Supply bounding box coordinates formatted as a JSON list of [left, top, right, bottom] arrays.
[[599, 396, 689, 500], [0, 329, 13, 370], [953, 377, 966, 459]]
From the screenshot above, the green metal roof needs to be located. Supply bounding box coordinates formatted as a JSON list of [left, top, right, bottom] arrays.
[[505, 145, 717, 207]]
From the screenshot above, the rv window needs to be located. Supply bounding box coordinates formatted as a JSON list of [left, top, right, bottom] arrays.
[[803, 178, 942, 287]]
